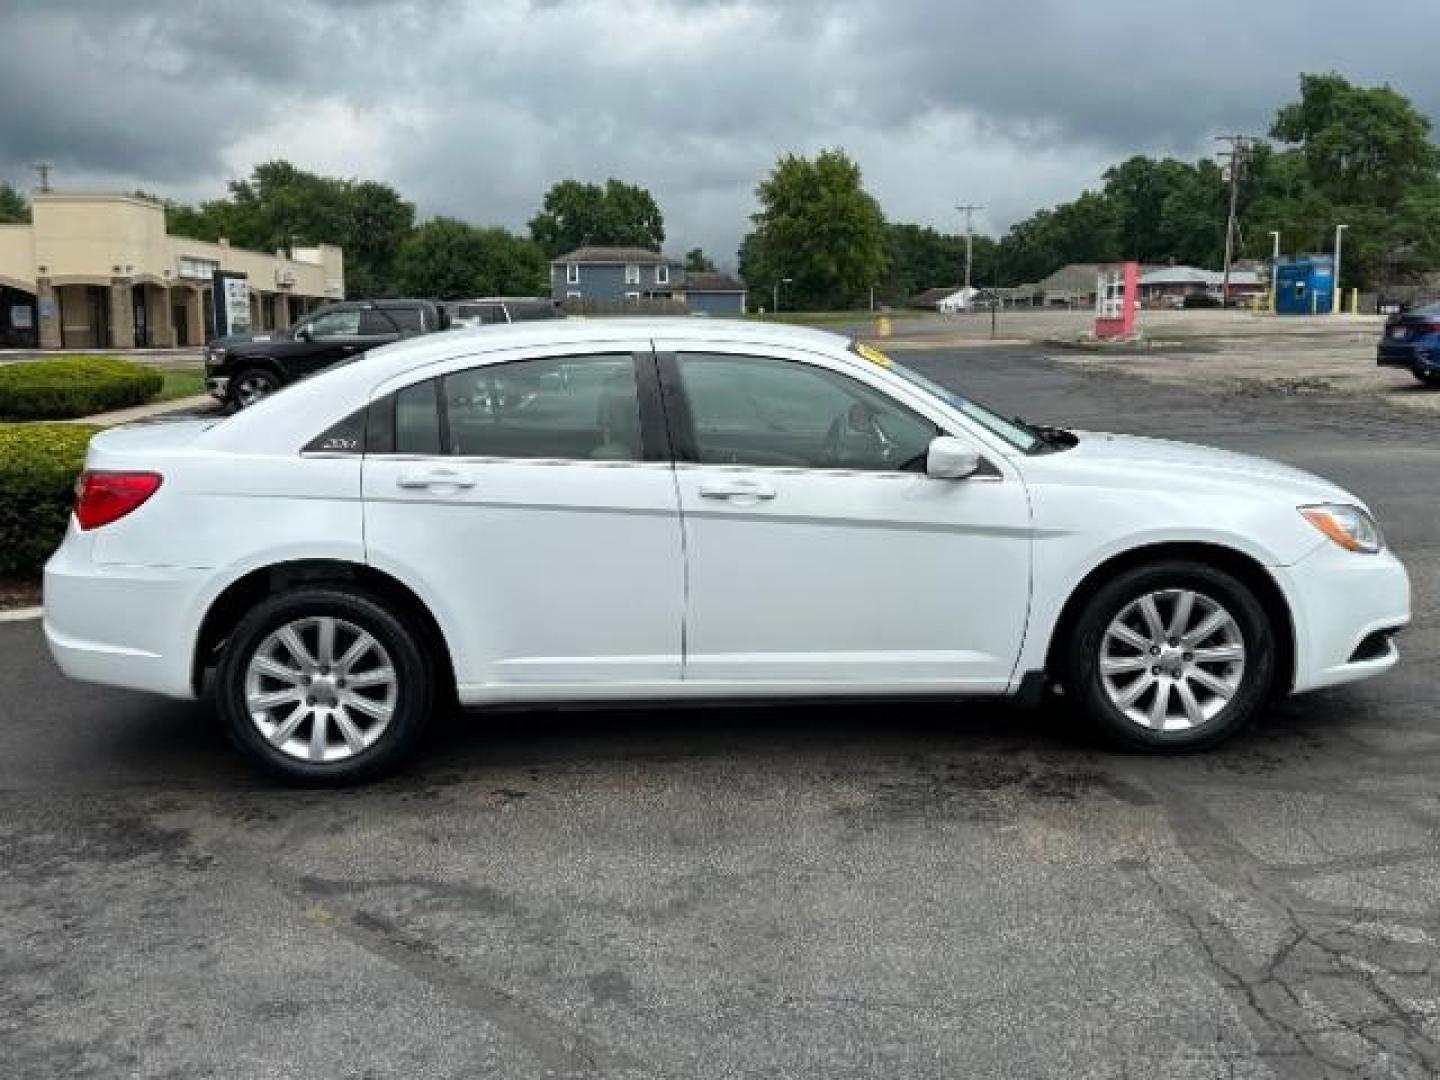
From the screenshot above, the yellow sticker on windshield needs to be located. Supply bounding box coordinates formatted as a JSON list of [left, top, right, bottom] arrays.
[[855, 342, 893, 368]]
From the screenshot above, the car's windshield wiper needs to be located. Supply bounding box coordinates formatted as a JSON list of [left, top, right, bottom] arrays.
[[1012, 416, 1075, 453]]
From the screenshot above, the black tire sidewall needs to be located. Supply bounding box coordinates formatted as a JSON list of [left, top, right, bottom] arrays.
[[216, 587, 433, 785], [1066, 560, 1275, 752]]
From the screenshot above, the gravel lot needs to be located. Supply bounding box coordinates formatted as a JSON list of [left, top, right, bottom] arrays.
[[2, 344, 1437, 1079]]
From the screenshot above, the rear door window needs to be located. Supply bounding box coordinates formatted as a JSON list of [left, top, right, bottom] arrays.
[[442, 354, 641, 460]]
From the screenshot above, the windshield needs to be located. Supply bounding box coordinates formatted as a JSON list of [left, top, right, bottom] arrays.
[[850, 342, 1042, 453]]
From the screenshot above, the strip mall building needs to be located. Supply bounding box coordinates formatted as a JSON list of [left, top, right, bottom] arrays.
[[0, 192, 344, 349]]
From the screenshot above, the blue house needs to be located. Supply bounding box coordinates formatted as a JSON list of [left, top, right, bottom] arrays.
[[551, 246, 746, 315]]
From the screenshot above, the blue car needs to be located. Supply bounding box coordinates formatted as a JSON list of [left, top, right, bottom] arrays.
[[1377, 302, 1440, 387]]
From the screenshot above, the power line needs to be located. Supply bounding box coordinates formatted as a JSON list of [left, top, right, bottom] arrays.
[[1215, 135, 1257, 307], [955, 203, 983, 293]]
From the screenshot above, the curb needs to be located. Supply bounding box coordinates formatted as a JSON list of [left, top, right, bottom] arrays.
[[61, 394, 219, 428], [0, 606, 42, 623]]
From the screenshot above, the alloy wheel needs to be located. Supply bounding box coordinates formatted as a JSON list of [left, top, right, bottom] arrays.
[[243, 616, 397, 763], [1099, 588, 1246, 732], [236, 375, 274, 407]]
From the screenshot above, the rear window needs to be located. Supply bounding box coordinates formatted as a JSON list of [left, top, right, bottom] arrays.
[[509, 300, 560, 321], [383, 307, 425, 333]]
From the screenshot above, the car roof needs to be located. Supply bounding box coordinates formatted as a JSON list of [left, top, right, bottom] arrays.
[[363, 317, 852, 380]]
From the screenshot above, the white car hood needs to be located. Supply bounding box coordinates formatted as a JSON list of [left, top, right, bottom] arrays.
[[1060, 430, 1356, 504]]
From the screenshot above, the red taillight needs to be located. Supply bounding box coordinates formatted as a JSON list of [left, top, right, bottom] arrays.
[[73, 470, 163, 531]]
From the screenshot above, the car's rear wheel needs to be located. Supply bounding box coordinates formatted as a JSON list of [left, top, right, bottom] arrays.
[[1063, 560, 1276, 751], [1414, 369, 1440, 388], [230, 368, 281, 409], [216, 587, 433, 784]]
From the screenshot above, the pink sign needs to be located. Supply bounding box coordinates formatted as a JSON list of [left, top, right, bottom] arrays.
[[1095, 262, 1139, 338]]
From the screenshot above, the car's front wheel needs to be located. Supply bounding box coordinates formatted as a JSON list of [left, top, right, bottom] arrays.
[[1064, 560, 1276, 751], [229, 367, 281, 409], [215, 587, 434, 784]]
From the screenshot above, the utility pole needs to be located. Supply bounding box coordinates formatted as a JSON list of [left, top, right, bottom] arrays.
[[31, 161, 53, 192], [1333, 223, 1348, 315], [955, 203, 983, 300], [1215, 136, 1255, 308]]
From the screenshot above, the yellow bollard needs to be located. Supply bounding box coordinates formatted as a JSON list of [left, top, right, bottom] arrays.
[[876, 314, 892, 338], [1350, 287, 1359, 315]]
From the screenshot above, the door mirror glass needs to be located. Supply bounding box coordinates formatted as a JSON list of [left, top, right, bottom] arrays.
[[926, 436, 981, 479]]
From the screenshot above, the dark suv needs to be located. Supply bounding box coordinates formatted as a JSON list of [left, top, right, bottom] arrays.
[[442, 296, 561, 328], [205, 298, 446, 408]]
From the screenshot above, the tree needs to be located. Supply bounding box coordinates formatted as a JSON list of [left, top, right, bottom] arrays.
[[0, 182, 29, 223], [528, 178, 665, 258], [1271, 73, 1440, 209], [394, 217, 547, 299], [747, 148, 887, 310], [684, 247, 716, 272], [163, 161, 415, 297]]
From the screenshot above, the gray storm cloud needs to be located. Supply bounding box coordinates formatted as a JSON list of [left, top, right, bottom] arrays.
[[2, 0, 1437, 264]]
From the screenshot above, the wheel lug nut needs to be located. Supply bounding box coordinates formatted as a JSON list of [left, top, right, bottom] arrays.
[[1150, 646, 1160, 656], [1151, 666, 1161, 675], [1183, 652, 1193, 661]]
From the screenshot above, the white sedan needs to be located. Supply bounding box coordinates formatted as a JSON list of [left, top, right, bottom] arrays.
[[44, 320, 1410, 783]]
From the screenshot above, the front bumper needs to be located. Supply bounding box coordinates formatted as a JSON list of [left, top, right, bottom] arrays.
[[204, 375, 230, 401], [1274, 540, 1411, 693], [43, 524, 206, 700]]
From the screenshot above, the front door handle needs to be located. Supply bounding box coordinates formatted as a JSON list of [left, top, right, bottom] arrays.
[[396, 467, 476, 490], [698, 480, 777, 500]]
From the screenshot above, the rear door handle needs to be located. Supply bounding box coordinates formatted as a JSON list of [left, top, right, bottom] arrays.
[[396, 467, 476, 490], [698, 480, 777, 500]]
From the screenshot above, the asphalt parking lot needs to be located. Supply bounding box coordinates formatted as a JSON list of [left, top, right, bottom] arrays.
[[3, 346, 1438, 1079]]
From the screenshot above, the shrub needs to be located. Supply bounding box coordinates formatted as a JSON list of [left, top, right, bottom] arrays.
[[0, 423, 98, 576], [0, 356, 164, 420]]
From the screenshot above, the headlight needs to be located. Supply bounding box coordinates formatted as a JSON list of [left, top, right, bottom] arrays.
[[1300, 503, 1383, 554], [207, 347, 225, 363]]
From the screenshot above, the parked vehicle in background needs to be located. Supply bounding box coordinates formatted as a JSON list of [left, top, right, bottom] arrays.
[[47, 320, 1409, 784], [1377, 301, 1440, 387], [443, 297, 561, 329], [205, 299, 447, 409]]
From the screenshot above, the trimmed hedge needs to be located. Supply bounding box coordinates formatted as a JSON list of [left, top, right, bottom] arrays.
[[0, 423, 99, 576], [0, 356, 164, 420]]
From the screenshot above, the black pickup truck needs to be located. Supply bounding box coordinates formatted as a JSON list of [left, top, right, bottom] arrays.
[[204, 298, 446, 409]]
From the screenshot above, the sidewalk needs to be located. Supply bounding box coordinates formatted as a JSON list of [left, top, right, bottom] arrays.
[[61, 393, 221, 428]]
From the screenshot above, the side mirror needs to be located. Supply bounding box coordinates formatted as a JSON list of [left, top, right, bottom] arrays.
[[926, 436, 982, 479], [294, 325, 312, 341]]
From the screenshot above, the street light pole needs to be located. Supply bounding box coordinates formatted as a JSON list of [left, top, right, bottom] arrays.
[[1333, 224, 1348, 315], [1268, 230, 1280, 314]]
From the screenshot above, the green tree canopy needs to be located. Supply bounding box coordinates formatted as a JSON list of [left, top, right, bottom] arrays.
[[527, 178, 665, 258], [0, 182, 29, 224], [163, 161, 415, 297], [745, 148, 887, 310], [394, 217, 547, 299], [684, 247, 716, 272]]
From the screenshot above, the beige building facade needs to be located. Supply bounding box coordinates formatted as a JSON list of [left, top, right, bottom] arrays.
[[0, 192, 344, 350]]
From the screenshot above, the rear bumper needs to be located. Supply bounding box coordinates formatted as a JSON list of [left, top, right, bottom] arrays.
[[1377, 342, 1438, 373], [43, 525, 205, 700], [1274, 541, 1411, 693]]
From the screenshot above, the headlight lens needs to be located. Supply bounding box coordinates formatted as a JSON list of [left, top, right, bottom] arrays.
[[1300, 503, 1383, 554]]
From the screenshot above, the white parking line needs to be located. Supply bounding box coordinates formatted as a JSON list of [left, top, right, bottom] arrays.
[[0, 606, 43, 623]]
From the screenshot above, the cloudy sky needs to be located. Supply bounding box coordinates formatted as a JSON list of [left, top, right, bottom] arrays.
[[3, 0, 1439, 267]]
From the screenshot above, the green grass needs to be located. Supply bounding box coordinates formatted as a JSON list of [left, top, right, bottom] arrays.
[[154, 366, 206, 402]]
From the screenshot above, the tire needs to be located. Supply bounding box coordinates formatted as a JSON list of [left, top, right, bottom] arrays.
[[215, 586, 435, 785], [229, 367, 282, 409], [1414, 370, 1440, 388], [1062, 560, 1276, 752]]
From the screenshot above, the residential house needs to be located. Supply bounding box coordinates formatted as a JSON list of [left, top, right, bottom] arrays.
[[550, 246, 747, 315]]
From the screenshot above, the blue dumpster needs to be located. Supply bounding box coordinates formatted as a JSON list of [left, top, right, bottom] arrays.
[[1274, 256, 1334, 315]]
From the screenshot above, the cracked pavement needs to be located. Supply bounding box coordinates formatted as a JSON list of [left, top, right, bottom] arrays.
[[1, 346, 1437, 1078]]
